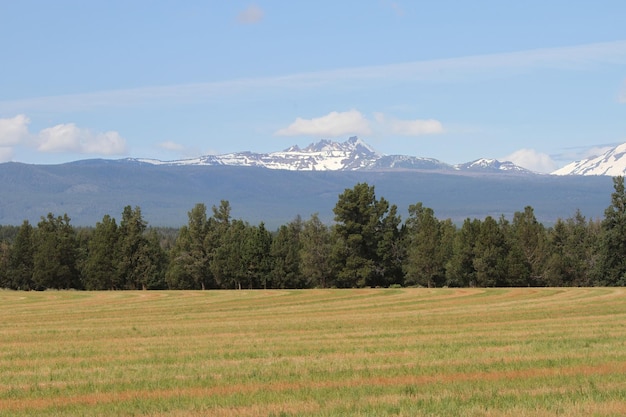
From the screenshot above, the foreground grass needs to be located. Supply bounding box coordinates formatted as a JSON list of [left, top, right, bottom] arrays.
[[0, 288, 625, 416]]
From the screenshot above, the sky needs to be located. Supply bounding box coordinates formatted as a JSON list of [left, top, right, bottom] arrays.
[[0, 1, 625, 173]]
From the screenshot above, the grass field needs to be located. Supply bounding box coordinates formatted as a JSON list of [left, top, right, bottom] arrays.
[[1, 288, 625, 416]]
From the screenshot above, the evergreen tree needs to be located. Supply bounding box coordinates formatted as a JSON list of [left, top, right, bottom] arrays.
[[544, 213, 598, 287], [404, 203, 445, 287], [166, 203, 213, 289], [82, 214, 121, 290], [473, 216, 507, 287], [270, 216, 304, 288], [331, 183, 401, 287], [376, 203, 404, 287], [0, 240, 9, 288], [446, 218, 480, 287], [7, 220, 35, 290], [508, 206, 547, 286], [300, 213, 333, 288], [205, 200, 232, 289], [596, 176, 626, 285], [32, 213, 79, 289], [242, 222, 272, 289], [117, 206, 157, 290], [140, 228, 168, 289], [212, 219, 247, 289]]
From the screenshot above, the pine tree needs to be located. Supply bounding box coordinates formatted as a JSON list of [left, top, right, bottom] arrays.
[[404, 203, 444, 288], [446, 218, 480, 287], [331, 183, 401, 288], [596, 176, 626, 285], [7, 220, 35, 290], [300, 213, 332, 288], [166, 203, 212, 289], [82, 214, 121, 290], [270, 216, 304, 288], [117, 206, 150, 290], [473, 216, 507, 287], [32, 213, 79, 289]]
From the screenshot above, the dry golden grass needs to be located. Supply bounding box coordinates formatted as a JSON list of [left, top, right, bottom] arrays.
[[0, 288, 625, 416]]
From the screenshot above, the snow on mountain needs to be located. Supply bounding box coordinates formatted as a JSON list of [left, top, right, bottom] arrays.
[[552, 143, 626, 176], [127, 137, 533, 174], [454, 158, 534, 174]]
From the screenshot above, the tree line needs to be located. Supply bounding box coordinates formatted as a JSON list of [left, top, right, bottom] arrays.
[[1, 177, 626, 290]]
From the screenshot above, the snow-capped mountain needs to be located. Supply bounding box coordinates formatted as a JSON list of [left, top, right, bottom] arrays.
[[130, 137, 532, 174], [454, 158, 534, 174], [552, 143, 626, 176]]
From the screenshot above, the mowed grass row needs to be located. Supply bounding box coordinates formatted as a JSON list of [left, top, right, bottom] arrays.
[[0, 288, 625, 416]]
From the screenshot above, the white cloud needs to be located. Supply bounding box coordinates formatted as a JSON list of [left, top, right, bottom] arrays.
[[37, 123, 127, 155], [388, 118, 444, 136], [275, 110, 372, 137], [237, 4, 264, 24], [158, 141, 186, 152], [503, 148, 557, 173], [0, 147, 13, 162], [0, 114, 30, 146]]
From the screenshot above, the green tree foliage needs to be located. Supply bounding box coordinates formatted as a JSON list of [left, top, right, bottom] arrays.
[[446, 218, 480, 287], [300, 213, 333, 288], [404, 203, 447, 287], [243, 223, 273, 289], [166, 203, 213, 289], [211, 219, 271, 289], [270, 216, 304, 288], [596, 176, 626, 285], [473, 216, 508, 287], [117, 206, 166, 289], [3, 178, 626, 290], [0, 240, 9, 288], [32, 213, 79, 290], [82, 215, 120, 290], [545, 211, 599, 286], [141, 229, 168, 289], [508, 206, 547, 286], [331, 183, 402, 287], [6, 221, 35, 290]]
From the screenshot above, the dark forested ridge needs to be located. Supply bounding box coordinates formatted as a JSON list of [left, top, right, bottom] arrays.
[[1, 177, 626, 290], [0, 161, 615, 228]]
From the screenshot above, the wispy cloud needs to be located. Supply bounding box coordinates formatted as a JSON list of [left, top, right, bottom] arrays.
[[381, 1, 405, 17], [158, 141, 186, 152], [236, 4, 264, 24], [553, 143, 618, 164], [374, 113, 443, 136], [2, 40, 626, 114]]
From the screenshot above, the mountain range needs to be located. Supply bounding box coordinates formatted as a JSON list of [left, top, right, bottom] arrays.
[[128, 136, 626, 176], [129, 136, 534, 174], [0, 137, 623, 228]]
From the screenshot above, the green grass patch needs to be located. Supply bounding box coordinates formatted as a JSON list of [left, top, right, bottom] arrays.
[[1, 288, 625, 416]]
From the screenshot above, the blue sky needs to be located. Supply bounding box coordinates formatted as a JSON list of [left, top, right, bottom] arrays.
[[0, 1, 625, 172]]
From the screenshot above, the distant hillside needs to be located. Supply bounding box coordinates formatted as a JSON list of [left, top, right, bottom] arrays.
[[0, 160, 614, 228]]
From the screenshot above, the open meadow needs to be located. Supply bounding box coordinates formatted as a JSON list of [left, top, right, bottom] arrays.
[[1, 288, 625, 416]]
